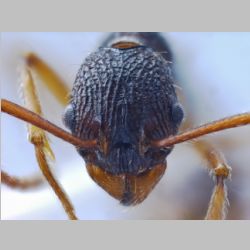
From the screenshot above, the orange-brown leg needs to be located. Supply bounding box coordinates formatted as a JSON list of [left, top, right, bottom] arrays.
[[152, 87, 250, 219], [25, 52, 70, 106], [178, 95, 232, 220], [154, 85, 249, 219], [178, 85, 234, 220], [1, 171, 43, 189], [1, 54, 77, 220], [192, 140, 231, 220]]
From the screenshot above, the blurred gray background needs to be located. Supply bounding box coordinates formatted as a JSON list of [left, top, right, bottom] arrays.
[[1, 32, 250, 219]]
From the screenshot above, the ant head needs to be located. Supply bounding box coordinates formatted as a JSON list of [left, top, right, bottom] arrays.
[[63, 45, 184, 204]]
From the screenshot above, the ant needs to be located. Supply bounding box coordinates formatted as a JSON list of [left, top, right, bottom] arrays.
[[1, 32, 250, 220]]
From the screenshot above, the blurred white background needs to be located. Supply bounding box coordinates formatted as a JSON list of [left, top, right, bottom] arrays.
[[1, 32, 250, 220]]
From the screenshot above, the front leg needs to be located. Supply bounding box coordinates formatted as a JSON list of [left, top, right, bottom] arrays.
[[1, 170, 43, 189], [1, 54, 77, 220], [192, 140, 231, 220], [179, 112, 231, 220]]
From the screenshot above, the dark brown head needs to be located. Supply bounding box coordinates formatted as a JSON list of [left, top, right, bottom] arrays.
[[63, 44, 184, 205]]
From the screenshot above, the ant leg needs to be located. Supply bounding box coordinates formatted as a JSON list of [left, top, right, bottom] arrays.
[[180, 113, 231, 220], [2, 52, 71, 188], [192, 140, 231, 220], [153, 87, 249, 219], [2, 66, 77, 220], [25, 52, 70, 106], [23, 65, 77, 219], [1, 170, 43, 189]]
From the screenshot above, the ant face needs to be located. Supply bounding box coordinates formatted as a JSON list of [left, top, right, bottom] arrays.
[[63, 45, 184, 204]]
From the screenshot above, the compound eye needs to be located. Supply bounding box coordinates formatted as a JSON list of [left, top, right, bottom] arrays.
[[171, 103, 184, 125], [63, 104, 75, 130]]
